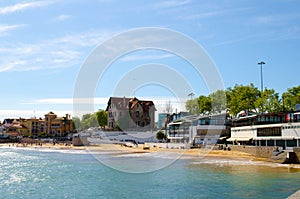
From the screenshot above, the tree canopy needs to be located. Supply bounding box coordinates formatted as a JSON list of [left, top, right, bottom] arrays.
[[227, 84, 260, 116], [96, 110, 108, 129], [185, 98, 199, 115], [73, 109, 108, 131], [209, 90, 227, 114], [156, 130, 167, 140], [197, 95, 211, 114], [186, 84, 300, 117], [282, 85, 300, 111]]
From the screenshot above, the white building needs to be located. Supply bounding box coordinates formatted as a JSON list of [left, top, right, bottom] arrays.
[[228, 112, 300, 149]]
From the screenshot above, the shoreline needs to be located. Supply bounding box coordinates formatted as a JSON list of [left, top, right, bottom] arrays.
[[2, 142, 300, 167], [2, 143, 300, 172], [0, 142, 285, 162]]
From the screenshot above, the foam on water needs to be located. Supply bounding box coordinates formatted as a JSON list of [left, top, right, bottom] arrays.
[[191, 157, 300, 169], [114, 151, 183, 159]]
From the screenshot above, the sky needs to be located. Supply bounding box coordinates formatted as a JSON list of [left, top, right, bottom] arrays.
[[0, 0, 300, 121]]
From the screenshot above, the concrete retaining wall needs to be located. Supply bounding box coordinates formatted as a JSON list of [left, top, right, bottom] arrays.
[[72, 137, 89, 146], [231, 145, 300, 163], [293, 148, 300, 161], [230, 145, 278, 158]]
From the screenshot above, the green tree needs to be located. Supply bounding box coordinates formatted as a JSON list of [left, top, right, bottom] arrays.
[[227, 84, 260, 116], [80, 113, 99, 130], [96, 110, 108, 129], [185, 99, 199, 115], [209, 90, 227, 113], [282, 85, 300, 111], [255, 88, 281, 113], [156, 130, 167, 140], [72, 117, 81, 131], [82, 114, 92, 121], [197, 95, 211, 114], [38, 131, 47, 138]]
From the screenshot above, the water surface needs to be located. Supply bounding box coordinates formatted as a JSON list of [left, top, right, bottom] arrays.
[[0, 147, 299, 199]]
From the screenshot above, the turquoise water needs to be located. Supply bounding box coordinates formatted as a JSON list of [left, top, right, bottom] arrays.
[[0, 147, 300, 199]]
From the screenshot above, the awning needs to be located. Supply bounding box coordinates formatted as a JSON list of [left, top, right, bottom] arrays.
[[168, 137, 184, 139], [254, 137, 295, 141], [227, 137, 252, 142], [169, 122, 183, 125]]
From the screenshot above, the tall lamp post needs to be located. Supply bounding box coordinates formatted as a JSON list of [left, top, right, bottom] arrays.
[[258, 61, 265, 92], [188, 92, 195, 115]]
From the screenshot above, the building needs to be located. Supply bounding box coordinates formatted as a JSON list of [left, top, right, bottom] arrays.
[[4, 119, 28, 138], [44, 112, 73, 137], [106, 97, 156, 131], [158, 113, 168, 129], [170, 112, 189, 122], [190, 113, 230, 146], [167, 113, 230, 145], [22, 117, 44, 138], [228, 112, 300, 149], [0, 112, 73, 139]]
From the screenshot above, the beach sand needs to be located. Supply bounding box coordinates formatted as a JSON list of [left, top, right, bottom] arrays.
[[0, 142, 267, 162]]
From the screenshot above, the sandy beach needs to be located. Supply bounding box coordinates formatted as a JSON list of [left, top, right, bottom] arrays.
[[0, 142, 267, 162]]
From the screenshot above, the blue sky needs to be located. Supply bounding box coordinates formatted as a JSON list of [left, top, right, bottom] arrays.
[[0, 0, 300, 120]]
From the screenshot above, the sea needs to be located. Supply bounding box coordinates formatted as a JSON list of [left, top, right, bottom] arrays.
[[1, 146, 300, 199]]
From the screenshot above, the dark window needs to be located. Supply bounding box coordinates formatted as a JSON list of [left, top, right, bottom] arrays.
[[136, 111, 140, 118], [257, 127, 281, 137]]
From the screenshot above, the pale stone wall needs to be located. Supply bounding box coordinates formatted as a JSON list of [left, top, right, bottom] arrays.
[[230, 145, 278, 158], [293, 147, 300, 161]]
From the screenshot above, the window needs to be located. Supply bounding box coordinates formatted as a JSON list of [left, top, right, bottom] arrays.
[[257, 127, 281, 137], [136, 111, 140, 118]]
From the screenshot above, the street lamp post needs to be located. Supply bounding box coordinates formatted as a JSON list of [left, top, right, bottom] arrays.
[[258, 61, 265, 92], [188, 92, 195, 115]]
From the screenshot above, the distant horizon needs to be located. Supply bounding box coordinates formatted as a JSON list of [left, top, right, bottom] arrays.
[[1, 81, 299, 122]]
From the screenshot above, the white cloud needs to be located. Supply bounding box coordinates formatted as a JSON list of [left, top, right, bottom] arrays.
[[156, 0, 191, 8], [3, 96, 187, 121], [0, 110, 72, 121], [180, 7, 252, 20], [253, 13, 300, 25], [0, 1, 53, 15], [0, 30, 116, 73], [0, 24, 26, 35], [54, 14, 72, 22], [31, 96, 186, 111], [120, 53, 174, 62], [30, 97, 109, 105]]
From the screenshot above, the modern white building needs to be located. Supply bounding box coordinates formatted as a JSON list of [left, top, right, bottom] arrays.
[[228, 112, 300, 149], [167, 113, 230, 146]]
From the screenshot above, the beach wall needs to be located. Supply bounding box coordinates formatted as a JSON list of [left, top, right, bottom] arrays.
[[293, 148, 300, 161], [230, 145, 277, 158], [73, 137, 89, 146], [230, 145, 300, 163]]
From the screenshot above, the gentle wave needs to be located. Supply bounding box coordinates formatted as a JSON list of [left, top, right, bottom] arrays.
[[191, 158, 300, 169]]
